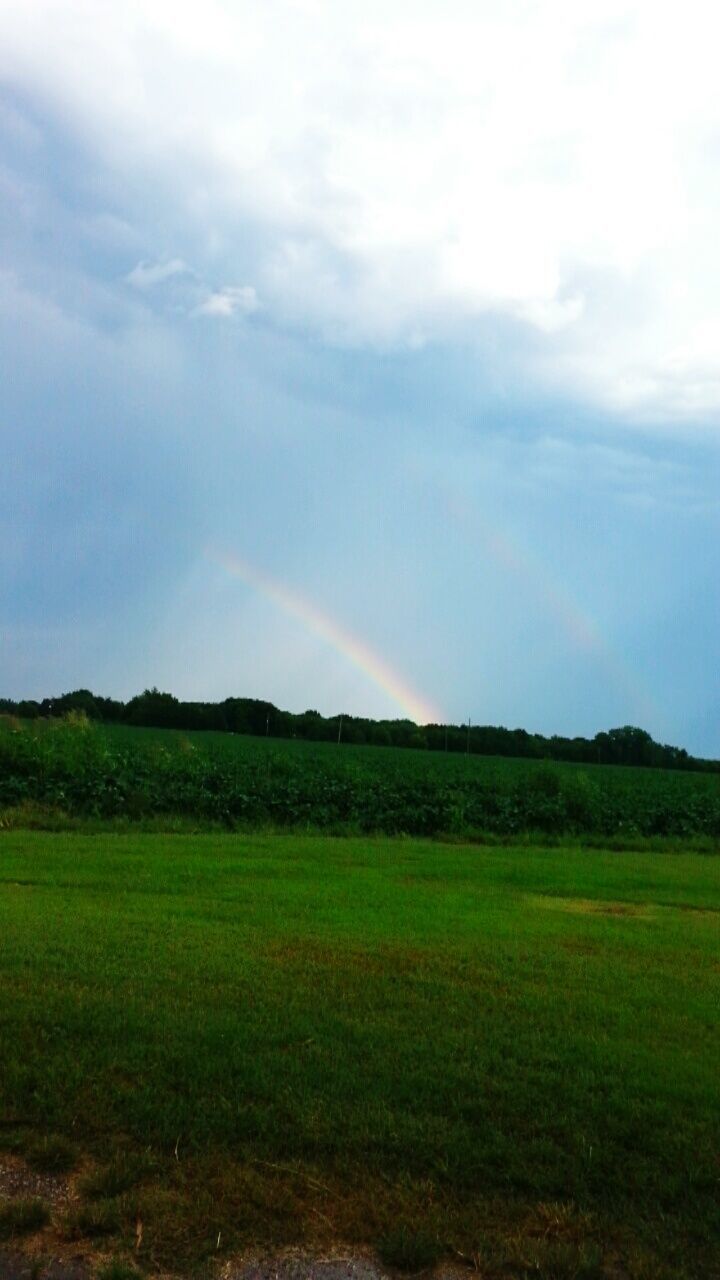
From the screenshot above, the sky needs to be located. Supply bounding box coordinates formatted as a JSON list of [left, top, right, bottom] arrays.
[[1, 0, 719, 753]]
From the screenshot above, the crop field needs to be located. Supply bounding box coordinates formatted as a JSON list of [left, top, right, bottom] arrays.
[[0, 832, 718, 1277], [2, 716, 720, 839]]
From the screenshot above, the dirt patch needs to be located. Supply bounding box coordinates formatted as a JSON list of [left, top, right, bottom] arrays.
[[221, 1253, 390, 1280], [0, 1155, 75, 1210], [559, 939, 601, 956], [0, 1252, 90, 1279], [673, 902, 720, 916], [594, 904, 643, 916], [0, 1252, 464, 1280], [0, 1247, 461, 1280], [0, 1154, 98, 1277], [528, 895, 652, 919], [265, 940, 432, 978], [221, 1250, 469, 1280]]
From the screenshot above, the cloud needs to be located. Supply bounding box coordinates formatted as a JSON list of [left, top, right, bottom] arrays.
[[124, 258, 259, 319], [195, 285, 258, 318], [1, 1, 720, 419], [125, 258, 188, 289]]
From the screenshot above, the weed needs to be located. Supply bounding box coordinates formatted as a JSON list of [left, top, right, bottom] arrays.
[[377, 1226, 442, 1272], [79, 1153, 155, 1201], [26, 1135, 78, 1173], [0, 1128, 28, 1156], [64, 1198, 124, 1239], [0, 1199, 50, 1240], [517, 1239, 604, 1278], [95, 1262, 141, 1280]]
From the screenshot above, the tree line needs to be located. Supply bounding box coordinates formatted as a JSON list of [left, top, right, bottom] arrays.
[[1, 687, 716, 772]]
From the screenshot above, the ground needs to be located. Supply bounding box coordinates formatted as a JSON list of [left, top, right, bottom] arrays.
[[0, 832, 718, 1278]]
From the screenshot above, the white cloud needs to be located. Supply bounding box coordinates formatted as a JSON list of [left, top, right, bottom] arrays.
[[125, 258, 188, 289], [2, 0, 720, 418], [194, 285, 258, 318]]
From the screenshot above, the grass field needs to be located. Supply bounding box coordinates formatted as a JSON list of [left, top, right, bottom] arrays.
[[1, 832, 718, 1277]]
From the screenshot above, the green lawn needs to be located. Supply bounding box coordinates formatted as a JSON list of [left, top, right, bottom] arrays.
[[0, 833, 718, 1277]]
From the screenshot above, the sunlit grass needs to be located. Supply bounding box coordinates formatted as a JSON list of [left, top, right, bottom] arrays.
[[0, 832, 718, 1276]]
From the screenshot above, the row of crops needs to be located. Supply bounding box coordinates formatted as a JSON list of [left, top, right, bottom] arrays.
[[1, 716, 719, 836]]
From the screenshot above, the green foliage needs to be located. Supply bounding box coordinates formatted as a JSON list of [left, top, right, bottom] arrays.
[[514, 1240, 604, 1279], [0, 1198, 50, 1240], [79, 1152, 155, 1201], [1, 688, 715, 771], [1, 717, 719, 838], [26, 1134, 78, 1172], [94, 1262, 141, 1280], [63, 1197, 124, 1239], [377, 1225, 442, 1271]]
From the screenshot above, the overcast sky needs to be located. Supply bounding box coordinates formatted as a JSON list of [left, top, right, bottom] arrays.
[[1, 0, 719, 751]]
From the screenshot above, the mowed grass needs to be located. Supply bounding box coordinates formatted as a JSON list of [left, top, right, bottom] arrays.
[[0, 833, 718, 1277]]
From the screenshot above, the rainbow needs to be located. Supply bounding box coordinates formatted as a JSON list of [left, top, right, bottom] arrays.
[[442, 488, 660, 728], [214, 550, 444, 725]]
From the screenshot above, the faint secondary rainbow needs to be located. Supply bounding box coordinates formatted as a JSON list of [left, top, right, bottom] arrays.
[[442, 487, 661, 728], [215, 550, 444, 725]]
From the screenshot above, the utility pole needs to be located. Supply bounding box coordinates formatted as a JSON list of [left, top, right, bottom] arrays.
[[466, 718, 471, 755], [444, 724, 448, 752], [337, 716, 343, 746], [265, 713, 269, 736]]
